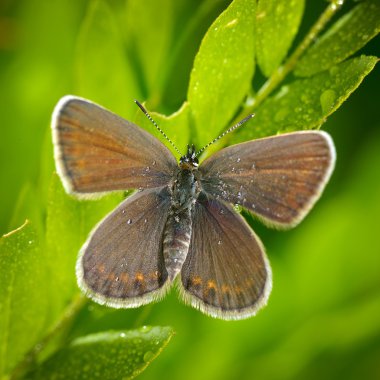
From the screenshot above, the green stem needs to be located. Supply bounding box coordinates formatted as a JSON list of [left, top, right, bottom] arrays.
[[10, 294, 87, 380], [229, 0, 344, 128]]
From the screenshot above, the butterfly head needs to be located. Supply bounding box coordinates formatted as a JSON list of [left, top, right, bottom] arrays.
[[180, 144, 199, 170]]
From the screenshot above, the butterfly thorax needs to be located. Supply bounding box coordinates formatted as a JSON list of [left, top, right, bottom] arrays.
[[171, 143, 200, 211], [163, 145, 200, 280], [171, 168, 199, 211]]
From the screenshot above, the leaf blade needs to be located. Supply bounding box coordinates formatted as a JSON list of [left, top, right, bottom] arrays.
[[188, 0, 256, 147], [295, 1, 380, 77], [231, 55, 378, 143], [0, 222, 47, 377], [26, 327, 174, 380], [256, 0, 305, 77]]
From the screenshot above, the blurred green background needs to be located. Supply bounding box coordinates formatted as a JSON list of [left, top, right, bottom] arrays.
[[0, 0, 379, 379]]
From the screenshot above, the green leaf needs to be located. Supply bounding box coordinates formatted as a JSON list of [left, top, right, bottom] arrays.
[[133, 101, 190, 157], [295, 1, 380, 77], [26, 327, 174, 380], [0, 222, 47, 377], [45, 174, 123, 323], [188, 0, 256, 147], [256, 0, 305, 77], [76, 0, 141, 119], [231, 55, 378, 143]]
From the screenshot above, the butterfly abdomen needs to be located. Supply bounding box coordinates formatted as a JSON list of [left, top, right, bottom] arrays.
[[163, 209, 193, 281]]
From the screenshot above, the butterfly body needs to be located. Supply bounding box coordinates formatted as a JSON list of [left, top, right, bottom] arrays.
[[163, 146, 201, 280], [52, 96, 335, 320]]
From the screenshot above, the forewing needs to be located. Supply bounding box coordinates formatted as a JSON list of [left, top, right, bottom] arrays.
[[52, 96, 177, 196], [179, 192, 272, 320], [77, 187, 172, 307], [200, 131, 335, 228]]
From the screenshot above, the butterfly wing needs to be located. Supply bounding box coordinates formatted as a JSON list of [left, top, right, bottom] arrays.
[[200, 131, 335, 228], [52, 96, 177, 196], [179, 192, 272, 320], [77, 187, 172, 307]]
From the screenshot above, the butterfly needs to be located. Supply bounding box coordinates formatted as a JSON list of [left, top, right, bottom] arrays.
[[52, 95, 335, 320]]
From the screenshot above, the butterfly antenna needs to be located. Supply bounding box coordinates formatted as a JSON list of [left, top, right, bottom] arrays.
[[196, 113, 254, 157], [134, 100, 182, 156]]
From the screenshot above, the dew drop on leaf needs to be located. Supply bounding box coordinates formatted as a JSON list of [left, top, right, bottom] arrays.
[[143, 351, 155, 363], [233, 204, 242, 212], [329, 66, 339, 76], [139, 325, 152, 333], [320, 89, 337, 114]]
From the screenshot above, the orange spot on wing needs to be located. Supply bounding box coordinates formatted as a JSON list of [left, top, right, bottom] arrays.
[[135, 272, 144, 282], [221, 285, 230, 293], [97, 264, 105, 273], [207, 280, 217, 290], [191, 276, 202, 285], [107, 272, 116, 281], [120, 273, 129, 283]]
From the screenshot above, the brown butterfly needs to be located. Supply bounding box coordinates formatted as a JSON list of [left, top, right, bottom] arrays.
[[52, 96, 335, 320]]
